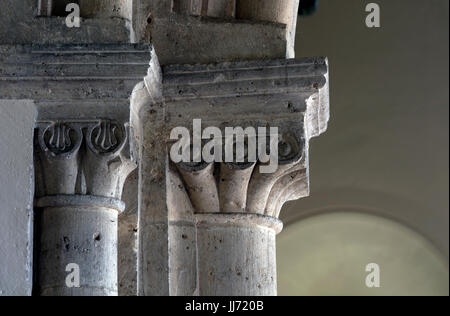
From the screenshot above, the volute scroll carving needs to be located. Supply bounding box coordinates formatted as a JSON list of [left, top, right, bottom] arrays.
[[86, 120, 127, 156], [38, 122, 83, 158]]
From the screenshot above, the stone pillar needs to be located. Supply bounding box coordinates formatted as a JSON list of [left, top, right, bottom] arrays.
[[135, 56, 330, 296], [37, 0, 53, 16], [173, 0, 236, 18], [236, 0, 300, 57], [138, 0, 298, 65], [236, 0, 298, 25], [34, 120, 136, 296], [172, 131, 308, 296], [195, 214, 281, 296], [1, 44, 150, 296]]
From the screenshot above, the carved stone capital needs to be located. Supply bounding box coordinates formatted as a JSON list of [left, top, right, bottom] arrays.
[[35, 119, 136, 202], [172, 129, 307, 219], [161, 57, 329, 224], [1, 44, 151, 296], [135, 54, 329, 296]]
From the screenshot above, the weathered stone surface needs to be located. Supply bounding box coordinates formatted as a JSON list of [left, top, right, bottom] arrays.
[[79, 0, 133, 19], [33, 118, 136, 296], [134, 56, 329, 295], [35, 203, 120, 296], [173, 0, 237, 18], [34, 119, 136, 198], [236, 0, 299, 57], [118, 170, 139, 296], [151, 16, 288, 65], [0, 44, 150, 296], [0, 1, 329, 296], [196, 214, 280, 296], [132, 0, 297, 65], [136, 100, 171, 296], [0, 45, 150, 118], [0, 100, 36, 296], [0, 0, 130, 45]]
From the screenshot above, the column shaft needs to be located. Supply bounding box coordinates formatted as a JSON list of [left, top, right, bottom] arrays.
[[196, 214, 281, 296], [36, 196, 123, 296]]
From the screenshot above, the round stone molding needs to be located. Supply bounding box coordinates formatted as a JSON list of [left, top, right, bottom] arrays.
[[36, 195, 126, 213], [195, 212, 284, 234]]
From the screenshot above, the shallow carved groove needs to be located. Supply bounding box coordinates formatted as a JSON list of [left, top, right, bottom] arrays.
[[160, 57, 328, 225], [167, 163, 196, 221], [265, 169, 307, 217], [246, 132, 305, 215], [219, 162, 255, 213], [173, 131, 307, 217], [176, 162, 220, 213], [274, 177, 309, 218]]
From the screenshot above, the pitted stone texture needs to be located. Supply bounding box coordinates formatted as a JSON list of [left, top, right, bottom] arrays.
[[0, 44, 149, 296], [151, 16, 288, 66], [34, 119, 136, 200], [196, 214, 279, 296], [0, 45, 151, 121], [118, 170, 139, 296], [0, 1, 129, 45], [135, 0, 299, 64], [36, 204, 119, 296], [162, 58, 329, 218], [236, 0, 300, 58], [33, 117, 136, 297], [135, 56, 329, 296]]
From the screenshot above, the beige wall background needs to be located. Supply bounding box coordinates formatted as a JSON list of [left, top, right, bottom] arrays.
[[278, 0, 449, 295]]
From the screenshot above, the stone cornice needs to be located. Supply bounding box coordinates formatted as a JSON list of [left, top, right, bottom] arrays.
[[160, 57, 329, 134], [0, 44, 152, 121], [163, 57, 327, 100]]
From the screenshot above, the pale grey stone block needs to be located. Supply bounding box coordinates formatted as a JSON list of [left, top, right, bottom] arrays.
[[0, 100, 36, 296]]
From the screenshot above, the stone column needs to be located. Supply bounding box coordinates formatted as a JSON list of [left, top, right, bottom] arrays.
[[172, 131, 309, 296], [37, 0, 53, 16], [173, 0, 237, 18], [195, 214, 281, 296], [236, 0, 300, 57], [236, 0, 299, 24], [135, 56, 329, 296], [34, 120, 136, 296], [1, 44, 150, 296]]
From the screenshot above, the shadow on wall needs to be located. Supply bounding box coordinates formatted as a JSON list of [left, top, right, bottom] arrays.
[[282, 187, 450, 259], [277, 211, 450, 296], [278, 0, 449, 295]]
